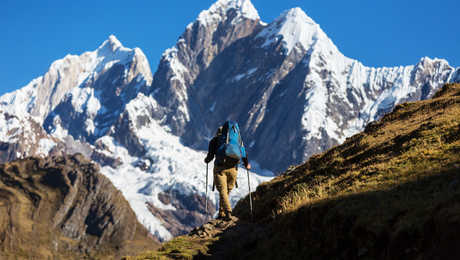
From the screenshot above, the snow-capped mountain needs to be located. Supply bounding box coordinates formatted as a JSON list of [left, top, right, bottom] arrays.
[[0, 28, 271, 241], [150, 0, 459, 172], [0, 0, 458, 241]]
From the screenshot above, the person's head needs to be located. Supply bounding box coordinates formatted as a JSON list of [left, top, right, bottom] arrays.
[[216, 126, 223, 136]]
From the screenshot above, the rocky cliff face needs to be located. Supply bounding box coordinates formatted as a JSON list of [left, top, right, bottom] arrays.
[[0, 154, 157, 259], [150, 0, 262, 138], [0, 0, 458, 241]]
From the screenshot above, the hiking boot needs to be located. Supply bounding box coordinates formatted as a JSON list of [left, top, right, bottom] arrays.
[[224, 212, 236, 222]]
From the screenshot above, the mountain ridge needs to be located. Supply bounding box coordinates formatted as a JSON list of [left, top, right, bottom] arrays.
[[0, 0, 459, 241], [152, 0, 459, 172]]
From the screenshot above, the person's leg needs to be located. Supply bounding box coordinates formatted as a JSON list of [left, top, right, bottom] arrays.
[[226, 167, 238, 194], [214, 165, 228, 218], [222, 167, 238, 218]]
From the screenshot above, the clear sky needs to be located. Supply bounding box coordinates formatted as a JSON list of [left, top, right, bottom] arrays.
[[1, 0, 458, 96]]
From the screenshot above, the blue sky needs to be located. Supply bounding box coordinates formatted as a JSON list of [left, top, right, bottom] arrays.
[[1, 0, 458, 96]]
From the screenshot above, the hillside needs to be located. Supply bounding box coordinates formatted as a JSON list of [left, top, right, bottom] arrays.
[[1, 0, 459, 240], [130, 83, 460, 259], [0, 154, 158, 259]]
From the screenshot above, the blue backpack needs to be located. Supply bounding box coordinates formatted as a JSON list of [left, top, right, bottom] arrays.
[[216, 121, 246, 161]]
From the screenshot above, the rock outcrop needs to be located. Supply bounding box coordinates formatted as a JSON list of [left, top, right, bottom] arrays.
[[0, 154, 158, 259]]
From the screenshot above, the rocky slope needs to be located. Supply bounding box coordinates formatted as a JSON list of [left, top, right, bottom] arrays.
[[131, 83, 460, 259], [0, 0, 459, 240], [0, 154, 158, 259]]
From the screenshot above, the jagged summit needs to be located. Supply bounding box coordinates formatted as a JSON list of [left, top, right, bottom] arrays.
[[43, 35, 132, 78], [195, 0, 260, 26], [0, 33, 153, 151], [257, 7, 337, 55], [95, 34, 134, 64], [416, 56, 452, 68], [108, 34, 122, 46], [282, 7, 316, 25], [96, 34, 124, 52]]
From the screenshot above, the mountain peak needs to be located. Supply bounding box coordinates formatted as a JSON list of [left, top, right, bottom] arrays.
[[98, 34, 125, 53], [418, 56, 450, 66], [281, 7, 316, 25], [257, 7, 330, 55], [196, 0, 259, 26], [108, 34, 122, 46]]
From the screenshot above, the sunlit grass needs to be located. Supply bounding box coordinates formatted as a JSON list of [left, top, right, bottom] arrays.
[[124, 236, 216, 260], [248, 85, 460, 218]]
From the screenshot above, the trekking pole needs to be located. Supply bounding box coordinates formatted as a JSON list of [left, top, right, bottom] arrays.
[[205, 163, 209, 220], [246, 168, 253, 220]]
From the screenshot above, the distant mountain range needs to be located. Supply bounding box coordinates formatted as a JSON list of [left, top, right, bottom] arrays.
[[0, 0, 458, 241]]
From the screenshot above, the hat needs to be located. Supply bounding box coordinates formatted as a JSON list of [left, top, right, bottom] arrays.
[[216, 126, 223, 136]]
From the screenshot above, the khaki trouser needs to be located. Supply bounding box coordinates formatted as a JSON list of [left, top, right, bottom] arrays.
[[214, 164, 238, 217]]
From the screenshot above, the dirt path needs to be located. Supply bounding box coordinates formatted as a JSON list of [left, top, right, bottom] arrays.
[[186, 217, 267, 260]]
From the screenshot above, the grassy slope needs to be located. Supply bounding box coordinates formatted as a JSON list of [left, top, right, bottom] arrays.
[[130, 83, 460, 259]]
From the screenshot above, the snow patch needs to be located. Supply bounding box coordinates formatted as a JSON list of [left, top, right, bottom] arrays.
[[257, 7, 340, 56], [233, 67, 258, 81], [162, 47, 188, 85], [38, 138, 56, 156], [210, 102, 216, 112], [49, 115, 69, 140], [0, 113, 22, 143], [197, 0, 260, 27]]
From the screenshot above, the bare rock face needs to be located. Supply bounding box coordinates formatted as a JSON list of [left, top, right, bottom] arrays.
[[150, 0, 263, 138], [0, 154, 158, 259]]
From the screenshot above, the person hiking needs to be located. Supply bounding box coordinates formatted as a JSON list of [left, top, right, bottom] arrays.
[[204, 121, 251, 221]]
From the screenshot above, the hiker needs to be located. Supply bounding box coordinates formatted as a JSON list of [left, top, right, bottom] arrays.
[[204, 121, 251, 221]]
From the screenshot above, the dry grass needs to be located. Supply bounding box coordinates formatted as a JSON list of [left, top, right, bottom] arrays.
[[124, 236, 215, 260], [236, 84, 460, 220], [228, 83, 460, 259]]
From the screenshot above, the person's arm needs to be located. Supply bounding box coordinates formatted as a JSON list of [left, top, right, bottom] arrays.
[[242, 156, 251, 170], [240, 137, 251, 169], [204, 137, 217, 163]]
